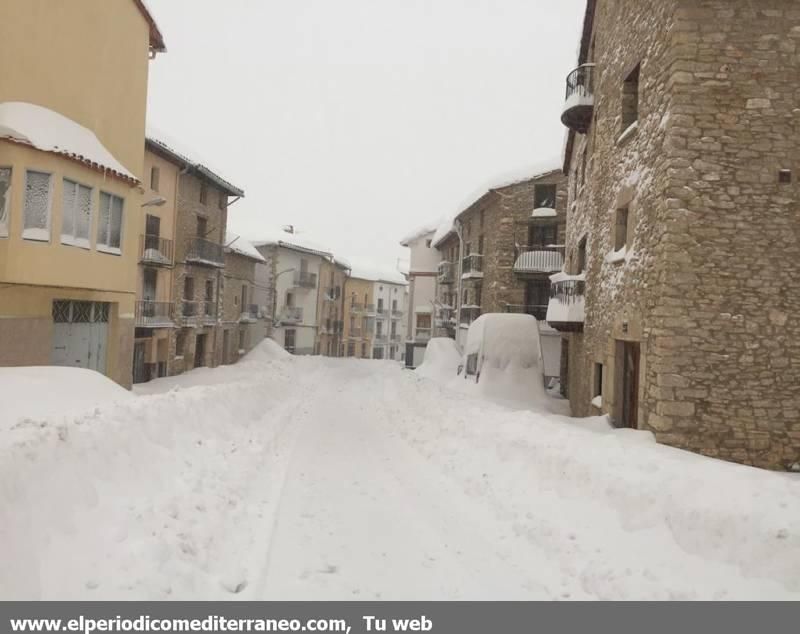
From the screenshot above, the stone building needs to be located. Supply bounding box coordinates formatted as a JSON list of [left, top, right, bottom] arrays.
[[0, 0, 165, 388], [552, 0, 800, 469], [145, 135, 244, 374], [222, 232, 267, 363], [430, 171, 568, 379], [316, 257, 349, 357]]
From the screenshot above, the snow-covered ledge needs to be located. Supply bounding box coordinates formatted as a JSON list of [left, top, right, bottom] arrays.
[[617, 120, 639, 145]]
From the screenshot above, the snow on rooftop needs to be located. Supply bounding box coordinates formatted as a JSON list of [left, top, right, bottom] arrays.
[[145, 124, 244, 196], [224, 231, 265, 263], [0, 102, 137, 182], [400, 219, 441, 247], [432, 158, 563, 248], [251, 227, 334, 259], [348, 259, 408, 285]]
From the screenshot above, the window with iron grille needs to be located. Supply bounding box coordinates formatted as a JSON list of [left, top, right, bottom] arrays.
[[0, 167, 10, 237], [24, 170, 52, 241]]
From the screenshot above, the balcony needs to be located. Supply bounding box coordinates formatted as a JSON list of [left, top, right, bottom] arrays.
[[135, 300, 174, 328], [505, 304, 548, 321], [374, 332, 388, 343], [438, 261, 454, 285], [562, 63, 596, 134], [376, 305, 388, 316], [350, 302, 364, 314], [462, 254, 483, 280], [460, 305, 481, 325], [546, 278, 586, 332], [324, 286, 341, 301], [391, 308, 403, 318], [139, 235, 173, 267], [180, 300, 217, 325], [279, 306, 303, 325], [293, 271, 317, 289], [186, 237, 225, 267], [240, 304, 259, 323], [513, 245, 565, 275], [349, 328, 363, 339], [364, 303, 376, 315], [414, 328, 431, 342]]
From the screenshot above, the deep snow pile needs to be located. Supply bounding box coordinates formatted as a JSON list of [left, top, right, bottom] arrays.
[[1, 341, 799, 600], [414, 337, 461, 381]]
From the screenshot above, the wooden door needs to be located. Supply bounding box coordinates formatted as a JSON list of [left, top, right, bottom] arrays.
[[621, 341, 640, 429]]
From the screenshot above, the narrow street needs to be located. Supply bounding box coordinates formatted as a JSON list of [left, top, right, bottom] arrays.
[[2, 345, 799, 600]]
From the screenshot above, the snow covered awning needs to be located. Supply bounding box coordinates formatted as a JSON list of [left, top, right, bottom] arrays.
[[0, 102, 138, 184], [513, 250, 564, 274], [531, 207, 557, 218]]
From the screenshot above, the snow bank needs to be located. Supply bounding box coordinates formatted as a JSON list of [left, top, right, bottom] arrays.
[[0, 367, 132, 436], [240, 337, 292, 363], [415, 338, 461, 381], [0, 102, 136, 181]]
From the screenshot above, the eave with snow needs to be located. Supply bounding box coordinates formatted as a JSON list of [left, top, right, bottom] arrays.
[[0, 102, 139, 185]]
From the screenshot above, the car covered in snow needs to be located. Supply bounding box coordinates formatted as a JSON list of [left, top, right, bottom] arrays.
[[459, 313, 545, 385]]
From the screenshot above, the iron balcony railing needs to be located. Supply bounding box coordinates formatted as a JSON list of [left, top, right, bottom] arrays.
[[135, 300, 174, 327], [376, 305, 387, 316], [562, 63, 596, 133], [462, 254, 483, 277], [374, 333, 388, 343], [294, 271, 317, 288], [550, 279, 586, 303], [240, 304, 259, 322], [349, 328, 363, 338], [505, 304, 548, 321], [180, 300, 217, 323], [324, 287, 341, 301], [280, 306, 303, 324], [139, 235, 173, 266], [186, 237, 225, 267], [350, 302, 364, 313], [391, 308, 403, 317], [438, 261, 454, 284]]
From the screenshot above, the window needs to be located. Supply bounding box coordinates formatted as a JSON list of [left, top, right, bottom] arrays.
[[779, 169, 792, 184], [347, 342, 355, 357], [594, 363, 604, 399], [184, 276, 194, 301], [239, 328, 246, 350], [614, 207, 629, 251], [577, 235, 588, 273], [61, 179, 92, 248], [533, 184, 556, 209], [205, 279, 214, 301], [97, 191, 124, 252], [23, 170, 52, 241], [197, 216, 207, 238], [425, 239, 432, 248], [285, 329, 296, 352], [361, 343, 367, 358], [200, 181, 208, 204], [529, 223, 558, 247], [0, 167, 10, 237], [176, 331, 186, 357], [150, 166, 160, 192], [478, 235, 484, 255], [621, 64, 640, 132], [241, 284, 247, 308]]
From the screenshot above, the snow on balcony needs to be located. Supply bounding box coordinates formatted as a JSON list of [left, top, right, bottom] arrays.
[[0, 102, 136, 182], [531, 207, 557, 219], [513, 250, 564, 274]]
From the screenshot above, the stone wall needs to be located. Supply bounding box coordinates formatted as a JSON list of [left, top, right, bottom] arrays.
[[563, 0, 800, 469]]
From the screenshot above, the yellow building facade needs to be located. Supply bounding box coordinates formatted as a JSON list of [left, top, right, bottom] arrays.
[[0, 0, 165, 387], [342, 277, 375, 359]]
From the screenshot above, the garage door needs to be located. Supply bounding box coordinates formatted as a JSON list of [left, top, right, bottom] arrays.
[[51, 300, 109, 374]]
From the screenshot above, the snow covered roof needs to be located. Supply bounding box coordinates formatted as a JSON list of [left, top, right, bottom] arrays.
[[431, 160, 563, 248], [400, 219, 441, 247], [348, 261, 408, 285], [134, 0, 166, 52], [145, 127, 244, 197], [224, 231, 266, 263], [0, 102, 138, 184], [251, 228, 334, 259]]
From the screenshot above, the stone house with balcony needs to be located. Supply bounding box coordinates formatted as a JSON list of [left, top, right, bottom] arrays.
[[0, 0, 165, 388], [552, 0, 800, 469], [431, 172, 567, 379], [316, 257, 349, 357], [343, 275, 375, 359], [254, 229, 328, 356], [143, 135, 244, 375], [221, 232, 267, 364], [399, 223, 441, 368]]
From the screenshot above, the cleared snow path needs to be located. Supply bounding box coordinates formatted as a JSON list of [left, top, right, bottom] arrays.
[[2, 343, 799, 599]]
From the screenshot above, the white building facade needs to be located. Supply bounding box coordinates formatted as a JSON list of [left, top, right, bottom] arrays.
[[400, 225, 441, 368]]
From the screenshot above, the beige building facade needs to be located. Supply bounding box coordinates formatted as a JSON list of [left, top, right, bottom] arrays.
[[343, 277, 375, 359], [554, 0, 800, 469], [316, 258, 349, 357], [0, 0, 165, 388]]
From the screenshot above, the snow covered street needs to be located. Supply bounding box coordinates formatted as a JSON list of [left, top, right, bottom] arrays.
[[2, 341, 799, 600]]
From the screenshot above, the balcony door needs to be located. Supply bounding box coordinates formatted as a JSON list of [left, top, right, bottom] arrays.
[[143, 269, 157, 302], [525, 279, 549, 319], [145, 214, 161, 251]]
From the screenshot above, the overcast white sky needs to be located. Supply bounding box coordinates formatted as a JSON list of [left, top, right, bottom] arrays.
[[146, 0, 585, 270]]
